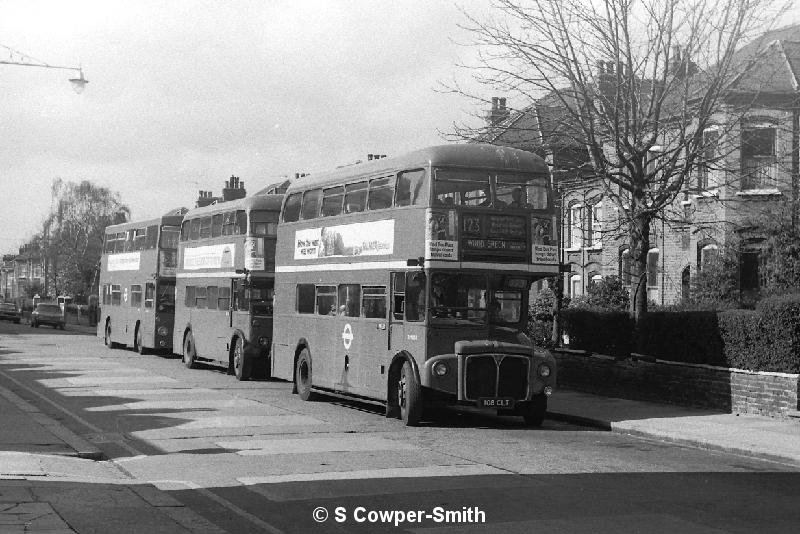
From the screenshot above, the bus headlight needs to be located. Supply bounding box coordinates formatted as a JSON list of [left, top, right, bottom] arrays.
[[433, 361, 449, 377], [157, 326, 169, 336], [258, 336, 269, 347], [538, 364, 551, 377]]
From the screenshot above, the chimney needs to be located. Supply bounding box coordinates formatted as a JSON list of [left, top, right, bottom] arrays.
[[222, 175, 247, 202], [196, 190, 218, 208], [486, 96, 510, 127]]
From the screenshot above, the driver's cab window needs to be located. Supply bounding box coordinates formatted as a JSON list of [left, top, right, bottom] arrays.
[[234, 279, 274, 315]]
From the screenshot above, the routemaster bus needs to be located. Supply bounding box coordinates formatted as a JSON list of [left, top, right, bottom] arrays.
[[174, 193, 283, 380], [271, 143, 560, 426], [98, 209, 185, 353]]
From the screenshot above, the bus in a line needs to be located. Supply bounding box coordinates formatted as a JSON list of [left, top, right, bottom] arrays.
[[271, 143, 560, 426], [174, 190, 283, 380], [98, 209, 185, 353]]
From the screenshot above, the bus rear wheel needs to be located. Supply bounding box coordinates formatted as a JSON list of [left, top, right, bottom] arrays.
[[135, 326, 148, 355], [398, 360, 422, 426], [523, 394, 547, 427], [104, 322, 117, 348], [295, 349, 316, 401], [183, 332, 197, 369], [232, 338, 250, 381]]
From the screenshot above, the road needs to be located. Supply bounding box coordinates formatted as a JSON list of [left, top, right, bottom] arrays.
[[1, 321, 799, 533]]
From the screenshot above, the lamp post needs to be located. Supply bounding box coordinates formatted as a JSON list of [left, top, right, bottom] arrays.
[[0, 44, 88, 93]]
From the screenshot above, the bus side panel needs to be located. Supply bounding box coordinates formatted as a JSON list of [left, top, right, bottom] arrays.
[[272, 277, 297, 382]]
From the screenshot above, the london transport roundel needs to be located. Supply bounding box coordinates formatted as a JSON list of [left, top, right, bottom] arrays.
[[342, 323, 353, 350]]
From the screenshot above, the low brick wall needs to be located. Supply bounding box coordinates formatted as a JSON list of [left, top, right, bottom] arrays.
[[554, 349, 799, 418]]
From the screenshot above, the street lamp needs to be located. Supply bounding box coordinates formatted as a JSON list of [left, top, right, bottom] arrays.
[[1, 44, 88, 93]]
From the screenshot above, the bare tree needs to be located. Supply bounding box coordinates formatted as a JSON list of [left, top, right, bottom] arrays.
[[448, 0, 790, 318], [42, 179, 130, 300]]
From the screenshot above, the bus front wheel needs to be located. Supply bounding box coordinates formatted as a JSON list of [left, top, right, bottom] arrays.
[[295, 349, 316, 401], [398, 360, 422, 426], [232, 338, 251, 381], [523, 394, 547, 427], [183, 332, 197, 369]]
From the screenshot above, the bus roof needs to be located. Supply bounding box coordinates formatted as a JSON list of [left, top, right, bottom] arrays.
[[182, 193, 284, 220], [285, 144, 549, 193], [105, 211, 186, 235]]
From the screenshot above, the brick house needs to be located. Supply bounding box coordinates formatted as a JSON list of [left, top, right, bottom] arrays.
[[483, 24, 800, 304], [0, 244, 46, 301]]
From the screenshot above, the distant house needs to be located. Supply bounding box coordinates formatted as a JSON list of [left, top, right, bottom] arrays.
[[0, 244, 46, 301], [482, 24, 800, 305]]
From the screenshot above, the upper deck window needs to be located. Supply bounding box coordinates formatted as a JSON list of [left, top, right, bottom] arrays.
[[222, 211, 247, 235], [395, 169, 425, 206], [367, 177, 394, 210], [160, 226, 180, 249], [344, 182, 367, 213], [321, 186, 344, 217], [211, 214, 223, 237], [199, 217, 212, 239], [283, 193, 302, 222], [433, 170, 492, 207], [250, 210, 279, 236], [301, 189, 322, 220], [496, 174, 549, 209]]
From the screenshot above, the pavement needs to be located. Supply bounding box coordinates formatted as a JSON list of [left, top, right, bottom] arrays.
[[0, 341, 798, 532]]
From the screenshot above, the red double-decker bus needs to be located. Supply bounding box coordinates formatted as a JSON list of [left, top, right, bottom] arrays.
[[98, 209, 185, 353], [173, 193, 283, 380], [271, 144, 559, 426]]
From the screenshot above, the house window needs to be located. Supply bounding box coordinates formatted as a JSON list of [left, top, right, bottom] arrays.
[[741, 126, 777, 190], [568, 204, 583, 248], [589, 201, 602, 247], [681, 266, 691, 302], [698, 243, 718, 271], [619, 248, 632, 286], [647, 248, 659, 288], [569, 274, 582, 297], [698, 128, 719, 190], [740, 250, 760, 291]]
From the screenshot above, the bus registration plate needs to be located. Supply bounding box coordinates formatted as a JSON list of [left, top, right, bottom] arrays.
[[478, 397, 515, 409]]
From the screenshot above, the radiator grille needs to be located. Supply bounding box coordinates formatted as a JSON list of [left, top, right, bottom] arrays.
[[465, 355, 529, 400]]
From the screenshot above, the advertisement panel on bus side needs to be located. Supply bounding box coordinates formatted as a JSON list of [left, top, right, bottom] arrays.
[[293, 219, 395, 260], [107, 252, 141, 271], [182, 243, 236, 270]]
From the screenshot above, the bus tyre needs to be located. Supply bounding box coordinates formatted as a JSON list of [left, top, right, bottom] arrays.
[[104, 322, 116, 348], [233, 338, 250, 381], [398, 360, 422, 426], [295, 349, 316, 401], [183, 332, 198, 369], [523, 394, 547, 428], [135, 327, 147, 355]]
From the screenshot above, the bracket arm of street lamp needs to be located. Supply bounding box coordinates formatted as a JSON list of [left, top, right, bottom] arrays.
[[0, 59, 89, 93]]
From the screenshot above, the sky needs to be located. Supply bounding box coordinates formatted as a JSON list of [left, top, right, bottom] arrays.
[[0, 0, 492, 253]]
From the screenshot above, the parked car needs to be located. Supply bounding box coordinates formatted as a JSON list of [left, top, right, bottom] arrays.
[[0, 302, 22, 324], [31, 303, 66, 330]]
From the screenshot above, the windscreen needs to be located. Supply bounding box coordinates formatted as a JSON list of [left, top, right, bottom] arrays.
[[429, 272, 488, 324], [157, 281, 176, 313]]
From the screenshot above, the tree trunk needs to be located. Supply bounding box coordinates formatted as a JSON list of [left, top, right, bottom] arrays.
[[629, 212, 651, 322]]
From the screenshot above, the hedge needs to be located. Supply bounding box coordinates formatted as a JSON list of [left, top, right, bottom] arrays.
[[557, 294, 800, 373], [636, 311, 725, 366], [718, 294, 800, 373], [560, 308, 634, 357]]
